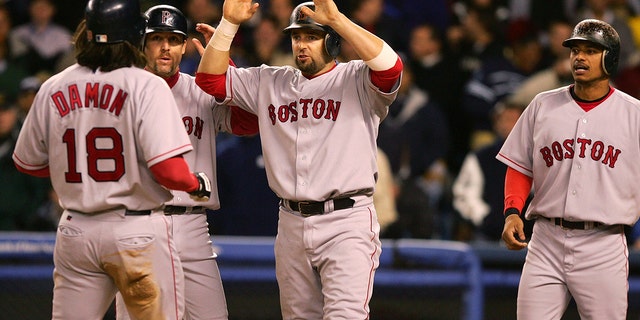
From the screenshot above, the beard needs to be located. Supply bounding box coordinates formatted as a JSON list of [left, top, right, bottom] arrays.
[[295, 52, 333, 75], [296, 58, 321, 75]]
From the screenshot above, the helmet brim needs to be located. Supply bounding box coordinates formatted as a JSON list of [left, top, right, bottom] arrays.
[[562, 37, 608, 50], [283, 23, 326, 34], [145, 27, 187, 38]]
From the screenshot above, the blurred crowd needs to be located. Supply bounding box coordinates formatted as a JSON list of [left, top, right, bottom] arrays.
[[3, 0, 640, 248]]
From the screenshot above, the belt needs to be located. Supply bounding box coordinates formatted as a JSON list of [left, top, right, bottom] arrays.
[[124, 209, 151, 216], [282, 198, 355, 217], [163, 205, 205, 214], [545, 217, 602, 230]]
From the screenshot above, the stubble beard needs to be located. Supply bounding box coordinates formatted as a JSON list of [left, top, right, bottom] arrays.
[[150, 63, 175, 78]]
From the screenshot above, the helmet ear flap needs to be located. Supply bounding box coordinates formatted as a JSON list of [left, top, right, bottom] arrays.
[[602, 48, 619, 76], [603, 50, 610, 75], [324, 30, 341, 58]]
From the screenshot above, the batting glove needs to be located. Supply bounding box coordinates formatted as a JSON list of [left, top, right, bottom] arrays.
[[189, 172, 211, 202]]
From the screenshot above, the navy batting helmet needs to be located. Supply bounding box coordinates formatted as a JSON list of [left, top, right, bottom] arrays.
[[85, 0, 145, 45], [562, 19, 620, 75], [144, 5, 188, 38], [283, 1, 341, 58]]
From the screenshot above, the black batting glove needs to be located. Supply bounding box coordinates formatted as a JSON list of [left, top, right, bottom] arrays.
[[189, 172, 211, 202]]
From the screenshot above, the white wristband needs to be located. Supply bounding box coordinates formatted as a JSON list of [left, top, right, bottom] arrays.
[[208, 17, 240, 52], [364, 42, 397, 71]]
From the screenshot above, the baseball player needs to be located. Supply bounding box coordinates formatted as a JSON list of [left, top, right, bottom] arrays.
[[497, 19, 637, 319], [11, 1, 212, 319], [114, 5, 258, 320], [195, 0, 403, 318]]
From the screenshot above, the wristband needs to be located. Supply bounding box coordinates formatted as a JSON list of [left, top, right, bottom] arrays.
[[208, 17, 239, 52], [504, 207, 520, 218], [364, 42, 397, 71]]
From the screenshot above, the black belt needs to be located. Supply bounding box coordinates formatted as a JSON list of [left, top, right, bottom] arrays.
[[163, 205, 205, 214], [282, 198, 355, 217], [125, 210, 151, 216], [545, 217, 602, 230]]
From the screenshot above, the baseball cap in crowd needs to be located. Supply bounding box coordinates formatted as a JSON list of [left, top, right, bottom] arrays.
[[19, 76, 42, 94]]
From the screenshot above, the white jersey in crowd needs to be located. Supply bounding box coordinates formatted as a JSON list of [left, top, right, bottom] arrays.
[[223, 60, 399, 201], [496, 86, 640, 226], [164, 72, 237, 210], [12, 64, 192, 214]]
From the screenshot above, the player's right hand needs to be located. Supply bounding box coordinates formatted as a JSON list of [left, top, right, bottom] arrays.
[[502, 214, 528, 250], [188, 172, 211, 202]]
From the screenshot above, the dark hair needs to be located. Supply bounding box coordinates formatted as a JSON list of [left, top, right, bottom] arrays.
[[72, 20, 147, 72]]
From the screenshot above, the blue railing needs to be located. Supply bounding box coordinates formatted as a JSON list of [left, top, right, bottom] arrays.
[[1, 232, 639, 320]]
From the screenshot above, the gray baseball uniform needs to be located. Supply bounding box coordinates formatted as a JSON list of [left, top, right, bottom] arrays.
[[216, 60, 398, 318], [116, 71, 234, 320], [496, 86, 637, 319], [13, 64, 193, 320]]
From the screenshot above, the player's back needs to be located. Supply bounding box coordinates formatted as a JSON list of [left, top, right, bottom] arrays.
[[13, 64, 193, 214]]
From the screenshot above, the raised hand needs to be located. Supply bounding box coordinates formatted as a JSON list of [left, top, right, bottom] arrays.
[[300, 0, 340, 27], [193, 23, 216, 56], [222, 0, 259, 25]]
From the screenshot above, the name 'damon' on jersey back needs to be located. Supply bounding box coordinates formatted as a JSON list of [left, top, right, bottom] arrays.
[[51, 82, 128, 118]]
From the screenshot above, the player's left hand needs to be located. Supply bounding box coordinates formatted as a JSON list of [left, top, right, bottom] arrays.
[[193, 23, 216, 56], [502, 214, 528, 250], [189, 172, 211, 202]]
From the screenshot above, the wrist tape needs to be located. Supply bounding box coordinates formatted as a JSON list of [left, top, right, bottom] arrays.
[[364, 42, 397, 71], [208, 17, 239, 51]]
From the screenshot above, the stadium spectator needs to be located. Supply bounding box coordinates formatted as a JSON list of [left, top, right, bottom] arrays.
[[0, 5, 29, 98], [8, 0, 72, 76], [509, 19, 574, 106], [346, 0, 407, 53], [407, 22, 470, 174], [461, 18, 544, 150], [374, 147, 398, 235], [242, 14, 294, 67], [452, 100, 533, 241], [16, 75, 41, 120], [265, 0, 296, 31], [377, 62, 450, 239], [0, 92, 50, 231]]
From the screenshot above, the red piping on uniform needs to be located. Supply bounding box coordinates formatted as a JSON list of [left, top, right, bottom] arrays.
[[364, 206, 377, 320], [147, 144, 192, 164], [164, 216, 180, 320], [621, 226, 630, 292], [12, 154, 50, 177], [497, 153, 533, 174]]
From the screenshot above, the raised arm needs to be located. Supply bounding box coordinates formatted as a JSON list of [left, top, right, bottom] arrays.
[[197, 0, 259, 75]]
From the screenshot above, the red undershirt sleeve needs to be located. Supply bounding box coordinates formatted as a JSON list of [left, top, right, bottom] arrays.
[[229, 105, 259, 136], [195, 72, 227, 100], [504, 167, 533, 214], [369, 57, 403, 93], [149, 156, 198, 192]]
